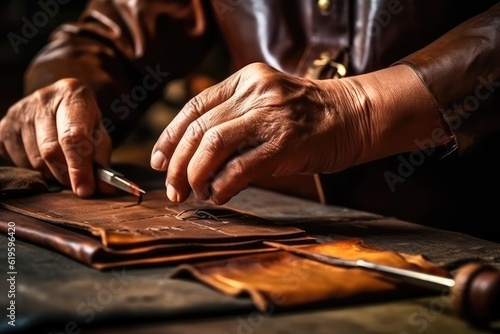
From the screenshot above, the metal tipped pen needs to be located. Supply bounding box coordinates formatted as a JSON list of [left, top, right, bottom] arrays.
[[95, 164, 146, 203]]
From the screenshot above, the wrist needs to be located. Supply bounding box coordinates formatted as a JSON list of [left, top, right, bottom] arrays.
[[328, 65, 450, 166]]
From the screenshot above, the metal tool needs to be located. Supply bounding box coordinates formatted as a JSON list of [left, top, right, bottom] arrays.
[[263, 241, 500, 327], [95, 164, 146, 203]]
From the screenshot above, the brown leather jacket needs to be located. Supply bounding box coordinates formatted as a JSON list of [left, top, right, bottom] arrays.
[[25, 0, 500, 239]]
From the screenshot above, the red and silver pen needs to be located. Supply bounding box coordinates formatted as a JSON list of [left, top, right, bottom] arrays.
[[95, 163, 146, 202]]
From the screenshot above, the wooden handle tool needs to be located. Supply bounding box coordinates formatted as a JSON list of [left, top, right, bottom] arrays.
[[264, 241, 500, 327]]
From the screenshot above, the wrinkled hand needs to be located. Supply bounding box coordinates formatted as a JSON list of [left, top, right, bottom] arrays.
[[0, 78, 113, 197], [151, 62, 370, 205]]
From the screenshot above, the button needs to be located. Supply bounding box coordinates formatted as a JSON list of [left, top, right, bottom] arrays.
[[317, 0, 331, 14]]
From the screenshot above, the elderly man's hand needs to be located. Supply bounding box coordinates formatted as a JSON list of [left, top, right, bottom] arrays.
[[0, 78, 113, 198], [150, 62, 371, 204]]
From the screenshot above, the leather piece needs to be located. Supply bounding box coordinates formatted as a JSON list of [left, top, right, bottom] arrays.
[[0, 190, 316, 269], [0, 209, 314, 270], [172, 238, 451, 312], [0, 166, 60, 199], [1, 189, 308, 247]]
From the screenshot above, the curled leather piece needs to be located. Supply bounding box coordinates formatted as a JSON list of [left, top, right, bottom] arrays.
[[171, 239, 451, 312]]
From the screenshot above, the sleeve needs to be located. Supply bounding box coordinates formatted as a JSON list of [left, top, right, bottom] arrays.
[[395, 2, 500, 155], [24, 0, 218, 145]]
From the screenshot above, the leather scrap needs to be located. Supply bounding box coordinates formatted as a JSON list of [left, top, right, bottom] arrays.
[[171, 239, 451, 312], [0, 166, 60, 199]]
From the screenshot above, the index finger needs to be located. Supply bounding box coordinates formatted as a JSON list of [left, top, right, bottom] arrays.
[[150, 72, 241, 171], [56, 92, 102, 198]]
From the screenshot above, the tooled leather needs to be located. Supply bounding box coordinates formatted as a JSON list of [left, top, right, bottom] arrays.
[[0, 208, 316, 270], [0, 189, 309, 248], [172, 238, 451, 311]]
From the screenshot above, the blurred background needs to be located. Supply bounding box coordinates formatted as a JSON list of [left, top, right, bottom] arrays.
[[0, 1, 86, 117], [0, 0, 229, 167], [0, 0, 296, 197]]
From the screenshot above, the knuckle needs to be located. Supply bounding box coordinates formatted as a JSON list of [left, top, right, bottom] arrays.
[[183, 95, 205, 117], [4, 103, 26, 125], [31, 156, 46, 170], [39, 140, 60, 160], [247, 63, 276, 83], [55, 78, 85, 92], [59, 125, 90, 148], [33, 88, 52, 106], [226, 158, 246, 179], [246, 62, 270, 73], [59, 126, 94, 161], [203, 128, 226, 152], [185, 119, 206, 144], [163, 126, 178, 145], [32, 84, 65, 113], [187, 162, 214, 192], [52, 78, 95, 106], [5, 104, 19, 118], [0, 127, 16, 142]]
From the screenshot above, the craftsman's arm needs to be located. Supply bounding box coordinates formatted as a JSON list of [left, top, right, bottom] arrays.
[[25, 0, 218, 145], [150, 3, 500, 205], [396, 2, 500, 155], [0, 0, 217, 197]]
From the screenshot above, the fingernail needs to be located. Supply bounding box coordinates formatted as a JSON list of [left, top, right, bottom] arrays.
[[166, 183, 178, 202], [76, 184, 93, 198], [151, 150, 166, 170]]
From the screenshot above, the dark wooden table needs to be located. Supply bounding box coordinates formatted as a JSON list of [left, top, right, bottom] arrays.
[[1, 184, 500, 334]]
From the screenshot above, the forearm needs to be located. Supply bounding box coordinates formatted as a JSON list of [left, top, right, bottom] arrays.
[[344, 65, 450, 165], [24, 0, 217, 146], [396, 2, 500, 155], [317, 64, 449, 168], [321, 2, 500, 166]]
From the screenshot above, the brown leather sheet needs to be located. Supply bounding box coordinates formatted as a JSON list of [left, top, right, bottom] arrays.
[[172, 239, 451, 312], [0, 166, 454, 315], [0, 189, 316, 269]]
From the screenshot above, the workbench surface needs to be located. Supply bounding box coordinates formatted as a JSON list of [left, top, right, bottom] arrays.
[[1, 182, 499, 334]]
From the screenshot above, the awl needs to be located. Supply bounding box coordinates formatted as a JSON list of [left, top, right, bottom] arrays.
[[264, 241, 500, 327]]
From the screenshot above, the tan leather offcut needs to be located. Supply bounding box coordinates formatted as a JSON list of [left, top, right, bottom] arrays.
[[171, 239, 451, 312]]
